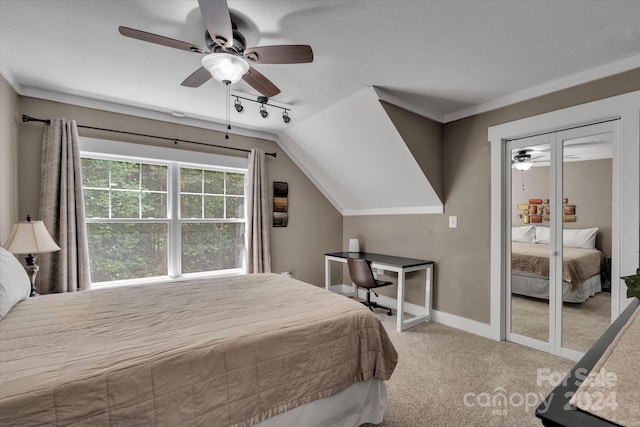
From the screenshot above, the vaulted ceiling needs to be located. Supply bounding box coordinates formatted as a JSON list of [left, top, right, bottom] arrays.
[[2, 0, 640, 214]]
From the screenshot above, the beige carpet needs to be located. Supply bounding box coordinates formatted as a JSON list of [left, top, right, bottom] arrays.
[[362, 312, 575, 427], [511, 292, 610, 352]]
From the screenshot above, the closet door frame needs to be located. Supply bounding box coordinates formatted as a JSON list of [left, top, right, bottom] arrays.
[[488, 90, 640, 357]]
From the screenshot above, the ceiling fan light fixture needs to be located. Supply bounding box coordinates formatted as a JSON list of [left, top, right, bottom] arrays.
[[282, 110, 291, 124], [514, 161, 533, 171], [201, 53, 249, 84]]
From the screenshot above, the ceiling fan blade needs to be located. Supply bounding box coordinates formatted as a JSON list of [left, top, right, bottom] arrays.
[[244, 45, 313, 64], [119, 26, 205, 53], [198, 0, 233, 48], [242, 67, 281, 97], [181, 67, 212, 87]]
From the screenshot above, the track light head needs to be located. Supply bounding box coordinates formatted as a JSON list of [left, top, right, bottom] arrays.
[[234, 98, 244, 113], [260, 105, 269, 119], [282, 110, 291, 124]]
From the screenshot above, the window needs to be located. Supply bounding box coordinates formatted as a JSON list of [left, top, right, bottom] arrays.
[[80, 144, 247, 286], [179, 167, 246, 274]]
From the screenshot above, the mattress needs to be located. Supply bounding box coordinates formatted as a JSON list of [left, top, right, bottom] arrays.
[[0, 273, 398, 426]]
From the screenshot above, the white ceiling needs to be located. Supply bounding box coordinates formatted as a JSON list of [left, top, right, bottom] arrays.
[[2, 0, 640, 135]]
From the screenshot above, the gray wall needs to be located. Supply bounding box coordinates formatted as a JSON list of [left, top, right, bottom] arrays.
[[0, 74, 19, 243], [511, 159, 612, 257], [345, 67, 640, 324], [381, 101, 444, 202], [14, 96, 343, 287]]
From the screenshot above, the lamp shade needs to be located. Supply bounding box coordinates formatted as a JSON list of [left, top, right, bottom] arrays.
[[201, 53, 249, 84], [2, 221, 61, 254]]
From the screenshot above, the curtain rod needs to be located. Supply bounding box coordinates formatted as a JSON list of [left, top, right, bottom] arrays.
[[21, 114, 277, 158]]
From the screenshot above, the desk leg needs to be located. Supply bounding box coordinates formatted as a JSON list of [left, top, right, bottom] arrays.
[[397, 266, 433, 332], [324, 257, 331, 291], [425, 265, 432, 321], [396, 270, 406, 332]]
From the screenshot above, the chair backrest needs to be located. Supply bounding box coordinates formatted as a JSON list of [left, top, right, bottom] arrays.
[[347, 257, 376, 289]]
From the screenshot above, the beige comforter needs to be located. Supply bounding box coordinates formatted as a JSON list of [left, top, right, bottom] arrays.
[[511, 242, 604, 290], [0, 273, 397, 426]]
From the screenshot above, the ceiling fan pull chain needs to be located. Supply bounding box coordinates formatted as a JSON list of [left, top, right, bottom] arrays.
[[225, 82, 231, 140]]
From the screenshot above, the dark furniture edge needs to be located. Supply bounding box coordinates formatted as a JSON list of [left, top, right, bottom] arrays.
[[535, 298, 639, 427]]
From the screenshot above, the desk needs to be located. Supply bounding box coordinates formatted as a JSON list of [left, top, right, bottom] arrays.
[[324, 251, 434, 332]]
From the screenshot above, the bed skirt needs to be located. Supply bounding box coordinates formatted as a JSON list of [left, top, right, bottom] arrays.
[[512, 270, 601, 303], [256, 378, 387, 427]]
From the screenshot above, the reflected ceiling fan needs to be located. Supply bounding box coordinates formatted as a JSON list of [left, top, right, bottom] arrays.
[[118, 0, 313, 97], [512, 149, 546, 171]]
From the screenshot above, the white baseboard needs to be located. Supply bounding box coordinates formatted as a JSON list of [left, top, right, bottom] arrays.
[[431, 309, 493, 340], [334, 285, 493, 340]]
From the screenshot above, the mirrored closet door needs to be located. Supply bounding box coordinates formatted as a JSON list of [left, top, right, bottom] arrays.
[[509, 135, 552, 349], [507, 121, 616, 358]]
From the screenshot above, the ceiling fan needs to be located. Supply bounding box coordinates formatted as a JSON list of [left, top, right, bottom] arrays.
[[512, 149, 545, 171], [118, 0, 313, 98]]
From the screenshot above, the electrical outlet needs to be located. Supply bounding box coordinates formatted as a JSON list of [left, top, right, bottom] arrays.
[[449, 216, 458, 228]]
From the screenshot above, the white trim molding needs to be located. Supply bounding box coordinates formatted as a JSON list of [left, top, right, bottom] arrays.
[[446, 54, 640, 123], [488, 90, 640, 344]]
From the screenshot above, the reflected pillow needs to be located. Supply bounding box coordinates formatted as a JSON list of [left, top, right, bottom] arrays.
[[0, 247, 31, 319], [512, 226, 536, 243], [534, 226, 598, 249], [564, 227, 598, 249], [535, 226, 550, 244]]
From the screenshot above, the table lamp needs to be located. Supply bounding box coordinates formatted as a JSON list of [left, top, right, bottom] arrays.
[[2, 215, 61, 296]]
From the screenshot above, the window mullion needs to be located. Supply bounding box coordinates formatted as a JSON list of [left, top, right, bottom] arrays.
[[168, 163, 181, 277], [223, 171, 227, 219], [138, 163, 142, 219], [108, 161, 113, 219]]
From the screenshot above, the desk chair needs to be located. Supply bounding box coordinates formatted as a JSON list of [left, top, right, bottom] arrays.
[[347, 257, 393, 316]]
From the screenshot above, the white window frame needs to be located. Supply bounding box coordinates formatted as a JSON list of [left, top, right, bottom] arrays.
[[80, 138, 249, 288]]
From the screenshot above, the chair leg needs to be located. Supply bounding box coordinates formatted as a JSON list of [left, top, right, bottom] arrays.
[[364, 289, 393, 315], [366, 290, 374, 311]]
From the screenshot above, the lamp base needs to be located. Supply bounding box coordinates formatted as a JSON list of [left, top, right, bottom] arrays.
[[24, 254, 40, 297]]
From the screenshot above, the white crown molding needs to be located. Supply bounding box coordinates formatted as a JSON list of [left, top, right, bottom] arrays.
[[18, 85, 278, 142], [445, 53, 640, 123]]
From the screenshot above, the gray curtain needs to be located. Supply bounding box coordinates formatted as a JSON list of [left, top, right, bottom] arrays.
[[246, 148, 271, 273], [38, 119, 91, 293]]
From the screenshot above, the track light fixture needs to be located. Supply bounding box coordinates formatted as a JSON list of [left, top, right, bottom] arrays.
[[282, 110, 291, 124], [231, 94, 292, 124], [234, 98, 244, 113]]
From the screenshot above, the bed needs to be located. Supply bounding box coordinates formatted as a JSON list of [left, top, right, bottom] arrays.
[[0, 271, 397, 426], [511, 241, 605, 303], [510, 225, 605, 303]]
